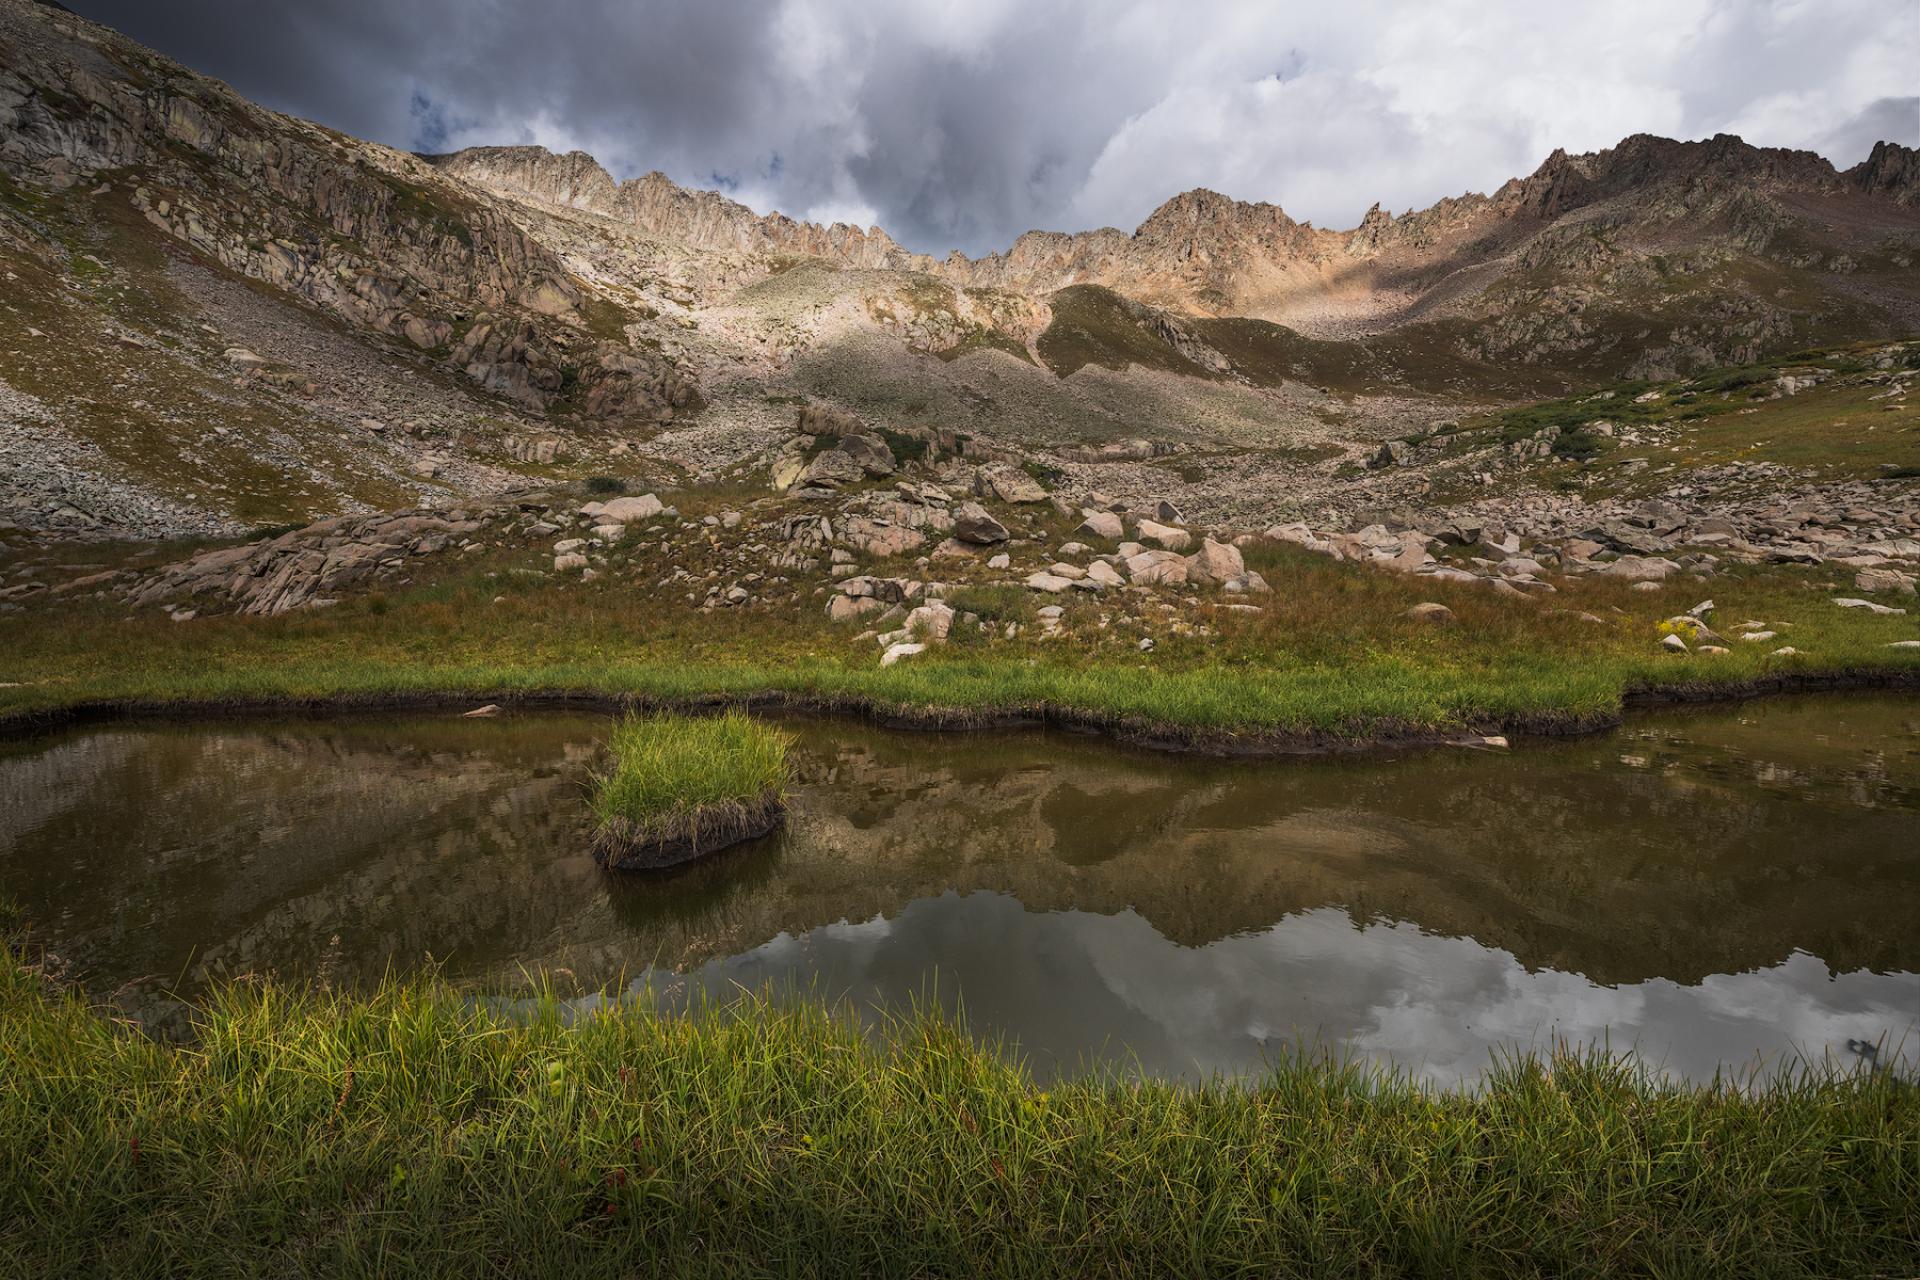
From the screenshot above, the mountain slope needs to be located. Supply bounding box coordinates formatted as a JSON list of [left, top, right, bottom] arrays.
[[0, 0, 1916, 541]]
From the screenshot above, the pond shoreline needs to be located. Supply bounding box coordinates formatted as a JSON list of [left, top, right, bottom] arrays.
[[2, 665, 1916, 757]]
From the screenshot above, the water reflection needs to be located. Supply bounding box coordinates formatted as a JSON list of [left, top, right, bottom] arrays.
[[2, 696, 1916, 1082]]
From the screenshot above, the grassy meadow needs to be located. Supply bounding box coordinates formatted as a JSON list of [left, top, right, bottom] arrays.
[[1, 951, 1914, 1279], [1, 533, 1915, 746]]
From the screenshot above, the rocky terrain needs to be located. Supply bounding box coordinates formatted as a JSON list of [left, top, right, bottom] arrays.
[[10, 337, 1905, 676], [0, 0, 1917, 619]]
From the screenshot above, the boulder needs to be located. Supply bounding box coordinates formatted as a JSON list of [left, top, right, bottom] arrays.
[[1185, 538, 1245, 588], [1025, 571, 1076, 593], [1152, 500, 1184, 524], [770, 455, 807, 491], [1136, 520, 1191, 552], [903, 601, 955, 640], [1857, 567, 1917, 595], [554, 553, 588, 572], [797, 449, 865, 490], [1370, 440, 1412, 468], [828, 595, 884, 623], [974, 464, 1048, 503], [838, 433, 897, 477], [1085, 560, 1126, 588], [1126, 550, 1189, 586], [1597, 555, 1680, 582], [952, 502, 1010, 544], [838, 516, 925, 558], [1406, 602, 1455, 625], [598, 494, 665, 523], [1076, 511, 1125, 540], [880, 642, 925, 667]]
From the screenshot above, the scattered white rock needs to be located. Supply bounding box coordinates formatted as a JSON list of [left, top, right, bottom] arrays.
[[880, 642, 925, 667]]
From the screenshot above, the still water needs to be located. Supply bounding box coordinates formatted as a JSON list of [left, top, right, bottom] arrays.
[[3, 697, 1916, 1083]]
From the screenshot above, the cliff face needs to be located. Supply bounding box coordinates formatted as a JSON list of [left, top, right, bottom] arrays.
[[0, 0, 690, 421]]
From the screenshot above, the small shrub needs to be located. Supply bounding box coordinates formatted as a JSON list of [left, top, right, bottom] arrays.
[[585, 475, 628, 496], [946, 585, 1035, 625], [1022, 460, 1067, 488], [875, 428, 930, 464]]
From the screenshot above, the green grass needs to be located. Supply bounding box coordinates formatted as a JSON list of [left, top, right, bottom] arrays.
[[2, 540, 1917, 743], [0, 954, 1913, 1278], [588, 711, 792, 862], [1037, 285, 1217, 379], [1449, 340, 1920, 492]]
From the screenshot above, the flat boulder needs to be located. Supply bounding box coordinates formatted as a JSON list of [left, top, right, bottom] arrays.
[[1076, 510, 1125, 540], [797, 449, 865, 490], [1857, 567, 1917, 595], [1597, 555, 1680, 582], [974, 464, 1048, 503], [879, 642, 925, 667], [1126, 549, 1188, 586], [597, 494, 665, 523], [1136, 520, 1191, 552]]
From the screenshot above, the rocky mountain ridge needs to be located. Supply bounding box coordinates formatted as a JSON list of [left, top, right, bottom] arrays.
[[435, 133, 1920, 334]]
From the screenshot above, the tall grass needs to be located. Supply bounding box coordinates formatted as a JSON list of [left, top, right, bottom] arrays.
[[588, 711, 792, 867], [0, 956, 1913, 1278]]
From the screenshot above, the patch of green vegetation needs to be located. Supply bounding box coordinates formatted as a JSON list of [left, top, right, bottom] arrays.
[[373, 172, 475, 248], [873, 427, 929, 464], [0, 959, 1911, 1277], [584, 476, 628, 496], [3, 540, 1916, 741], [1459, 341, 1920, 494], [1195, 316, 1561, 401], [577, 296, 639, 346], [588, 710, 791, 859], [1021, 459, 1066, 488], [1037, 285, 1216, 380], [943, 584, 1037, 626], [934, 327, 1036, 365]]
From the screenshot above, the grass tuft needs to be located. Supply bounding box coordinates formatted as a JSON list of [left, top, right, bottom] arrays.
[[588, 711, 792, 869]]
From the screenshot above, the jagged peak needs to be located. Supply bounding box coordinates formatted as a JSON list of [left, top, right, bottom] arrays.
[[1137, 187, 1297, 237]]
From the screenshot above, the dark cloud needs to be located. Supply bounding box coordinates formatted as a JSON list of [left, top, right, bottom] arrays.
[[63, 0, 1920, 256]]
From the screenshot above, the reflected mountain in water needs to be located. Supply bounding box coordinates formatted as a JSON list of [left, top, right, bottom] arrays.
[[2, 697, 1916, 1080]]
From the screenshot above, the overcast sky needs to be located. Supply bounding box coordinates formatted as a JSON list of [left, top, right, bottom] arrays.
[[66, 0, 1920, 256]]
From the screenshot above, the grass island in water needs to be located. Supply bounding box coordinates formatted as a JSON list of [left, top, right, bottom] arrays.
[[588, 710, 793, 870]]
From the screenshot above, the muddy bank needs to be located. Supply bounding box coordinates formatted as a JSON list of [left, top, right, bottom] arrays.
[[2, 665, 1917, 758]]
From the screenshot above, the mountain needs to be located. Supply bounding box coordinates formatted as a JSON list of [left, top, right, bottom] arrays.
[[0, 0, 1916, 539]]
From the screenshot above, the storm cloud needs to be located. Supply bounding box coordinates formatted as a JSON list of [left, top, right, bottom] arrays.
[[64, 0, 1920, 255]]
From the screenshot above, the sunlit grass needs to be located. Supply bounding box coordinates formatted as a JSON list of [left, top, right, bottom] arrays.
[[0, 954, 1913, 1277]]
